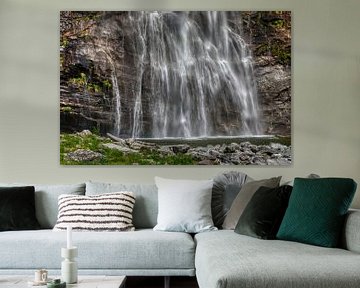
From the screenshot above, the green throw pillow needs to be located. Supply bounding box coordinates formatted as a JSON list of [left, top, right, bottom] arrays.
[[277, 178, 357, 247]]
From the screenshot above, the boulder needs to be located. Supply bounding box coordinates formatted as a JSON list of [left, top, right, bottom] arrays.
[[66, 149, 103, 162], [171, 145, 191, 154], [102, 143, 136, 153]]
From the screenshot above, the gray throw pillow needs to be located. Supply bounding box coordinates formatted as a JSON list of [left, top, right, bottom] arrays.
[[153, 177, 217, 233], [0, 183, 85, 228], [212, 171, 251, 228], [283, 173, 320, 186], [222, 176, 281, 230]]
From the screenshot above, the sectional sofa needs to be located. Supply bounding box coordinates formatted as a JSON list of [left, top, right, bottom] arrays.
[[0, 177, 359, 288]]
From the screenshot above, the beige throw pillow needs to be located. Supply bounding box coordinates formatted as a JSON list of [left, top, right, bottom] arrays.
[[222, 176, 281, 230]]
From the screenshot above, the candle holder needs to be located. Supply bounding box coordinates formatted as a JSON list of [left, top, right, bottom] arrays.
[[61, 247, 78, 284]]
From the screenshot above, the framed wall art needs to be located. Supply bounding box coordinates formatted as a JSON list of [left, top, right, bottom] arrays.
[[60, 11, 291, 165]]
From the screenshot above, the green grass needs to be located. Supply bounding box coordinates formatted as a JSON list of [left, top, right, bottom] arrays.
[[256, 42, 291, 65], [275, 136, 291, 146], [60, 133, 196, 165]]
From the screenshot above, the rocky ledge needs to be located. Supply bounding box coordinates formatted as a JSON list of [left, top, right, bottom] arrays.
[[191, 142, 291, 165], [107, 138, 290, 166], [65, 130, 292, 166], [63, 131, 291, 165]]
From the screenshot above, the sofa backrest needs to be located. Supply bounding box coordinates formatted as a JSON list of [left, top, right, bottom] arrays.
[[86, 181, 158, 229], [341, 209, 360, 253]]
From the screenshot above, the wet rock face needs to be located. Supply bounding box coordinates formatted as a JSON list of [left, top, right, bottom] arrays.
[[60, 11, 291, 138], [255, 56, 291, 136], [241, 11, 291, 137]]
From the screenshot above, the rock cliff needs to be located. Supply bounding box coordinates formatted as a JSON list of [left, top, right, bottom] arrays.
[[60, 11, 291, 138]]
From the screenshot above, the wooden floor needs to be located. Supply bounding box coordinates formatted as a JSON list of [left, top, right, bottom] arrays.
[[126, 276, 199, 288]]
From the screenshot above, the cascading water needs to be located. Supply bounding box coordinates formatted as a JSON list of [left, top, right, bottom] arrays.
[[129, 12, 146, 138], [107, 57, 121, 137], [109, 11, 262, 138]]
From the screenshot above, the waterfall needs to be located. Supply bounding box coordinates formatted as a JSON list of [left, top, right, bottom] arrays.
[[110, 11, 262, 138], [99, 37, 123, 137], [130, 12, 146, 138], [109, 60, 121, 136]]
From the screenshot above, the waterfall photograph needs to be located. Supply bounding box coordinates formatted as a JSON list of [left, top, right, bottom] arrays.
[[60, 11, 291, 165]]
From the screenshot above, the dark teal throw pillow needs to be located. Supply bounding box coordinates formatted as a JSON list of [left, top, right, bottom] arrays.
[[276, 178, 357, 247], [235, 185, 292, 239], [0, 186, 41, 231]]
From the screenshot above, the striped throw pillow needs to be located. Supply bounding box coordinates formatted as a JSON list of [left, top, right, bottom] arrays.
[[53, 192, 136, 231]]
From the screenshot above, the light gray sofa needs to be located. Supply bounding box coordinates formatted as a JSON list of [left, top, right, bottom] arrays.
[[0, 182, 195, 280], [195, 211, 360, 288], [0, 181, 359, 288]]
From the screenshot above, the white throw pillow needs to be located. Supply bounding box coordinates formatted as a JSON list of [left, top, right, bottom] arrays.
[[53, 192, 135, 231], [153, 177, 217, 233]]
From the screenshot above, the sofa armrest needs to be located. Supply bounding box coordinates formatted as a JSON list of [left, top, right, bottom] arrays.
[[342, 209, 360, 253]]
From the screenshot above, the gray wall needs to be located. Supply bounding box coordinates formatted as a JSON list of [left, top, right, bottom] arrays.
[[0, 0, 359, 208]]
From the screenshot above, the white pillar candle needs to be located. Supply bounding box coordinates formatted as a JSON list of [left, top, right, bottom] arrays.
[[67, 225, 72, 249]]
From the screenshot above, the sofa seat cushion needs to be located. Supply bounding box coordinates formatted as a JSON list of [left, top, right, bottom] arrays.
[[195, 230, 360, 288], [0, 229, 195, 270]]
